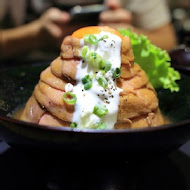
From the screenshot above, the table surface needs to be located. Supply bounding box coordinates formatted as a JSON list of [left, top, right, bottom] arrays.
[[0, 140, 190, 190]]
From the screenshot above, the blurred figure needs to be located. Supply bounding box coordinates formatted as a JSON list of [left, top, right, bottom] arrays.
[[0, 0, 101, 58], [99, 0, 177, 51], [0, 0, 27, 26], [0, 8, 73, 57], [0, 6, 90, 58]]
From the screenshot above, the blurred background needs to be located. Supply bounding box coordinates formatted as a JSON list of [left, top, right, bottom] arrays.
[[0, 0, 190, 63], [0, 0, 104, 28], [0, 0, 104, 62], [168, 0, 190, 44]]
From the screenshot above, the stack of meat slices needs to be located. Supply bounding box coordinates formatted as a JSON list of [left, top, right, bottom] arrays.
[[20, 33, 164, 129]]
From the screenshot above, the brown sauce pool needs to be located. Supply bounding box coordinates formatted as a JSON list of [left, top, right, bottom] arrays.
[[12, 107, 24, 120]]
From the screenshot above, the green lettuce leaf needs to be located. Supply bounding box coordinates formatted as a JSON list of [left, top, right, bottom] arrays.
[[119, 29, 181, 92]]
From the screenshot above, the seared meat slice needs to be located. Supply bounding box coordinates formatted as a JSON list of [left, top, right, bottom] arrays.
[[121, 36, 134, 65], [20, 95, 45, 123], [115, 108, 164, 129], [118, 87, 158, 121], [118, 64, 149, 93], [50, 57, 63, 78], [39, 112, 70, 127], [40, 66, 66, 91], [34, 81, 74, 122], [61, 59, 79, 81], [61, 36, 81, 59]]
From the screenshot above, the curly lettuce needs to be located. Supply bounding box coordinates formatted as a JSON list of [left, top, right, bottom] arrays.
[[119, 29, 180, 92]]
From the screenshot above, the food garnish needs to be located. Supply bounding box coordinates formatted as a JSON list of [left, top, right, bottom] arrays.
[[82, 74, 92, 90], [93, 104, 109, 118], [94, 122, 106, 129], [70, 122, 77, 128], [63, 92, 77, 105], [96, 76, 108, 89], [112, 68, 121, 78]]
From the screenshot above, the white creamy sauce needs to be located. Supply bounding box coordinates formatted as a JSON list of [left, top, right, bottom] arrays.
[[65, 83, 73, 92], [72, 31, 122, 129]]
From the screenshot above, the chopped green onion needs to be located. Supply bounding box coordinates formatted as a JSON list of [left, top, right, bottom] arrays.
[[98, 60, 112, 72], [86, 51, 100, 68], [98, 59, 106, 70], [84, 82, 92, 90], [105, 61, 112, 72], [91, 74, 95, 79], [81, 46, 88, 58], [63, 92, 77, 105], [89, 34, 98, 45], [90, 52, 98, 67], [82, 74, 91, 84], [84, 34, 108, 45], [96, 76, 108, 88], [100, 70, 106, 75], [70, 122, 77, 128], [86, 50, 94, 63], [84, 35, 89, 43], [112, 67, 121, 78], [93, 104, 108, 118], [98, 35, 109, 41], [93, 54, 102, 67], [94, 122, 106, 129], [81, 47, 110, 72], [82, 75, 92, 90]]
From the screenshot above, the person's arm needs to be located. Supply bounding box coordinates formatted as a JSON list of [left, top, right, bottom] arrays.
[[0, 8, 71, 58], [1, 20, 41, 57], [101, 20, 177, 51], [133, 23, 177, 51], [99, 0, 177, 51]]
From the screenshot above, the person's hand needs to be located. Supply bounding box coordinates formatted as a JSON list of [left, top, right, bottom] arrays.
[[99, 0, 133, 30], [37, 7, 72, 47]]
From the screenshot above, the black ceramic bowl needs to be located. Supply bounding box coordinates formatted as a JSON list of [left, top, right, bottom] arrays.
[[0, 61, 190, 153]]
